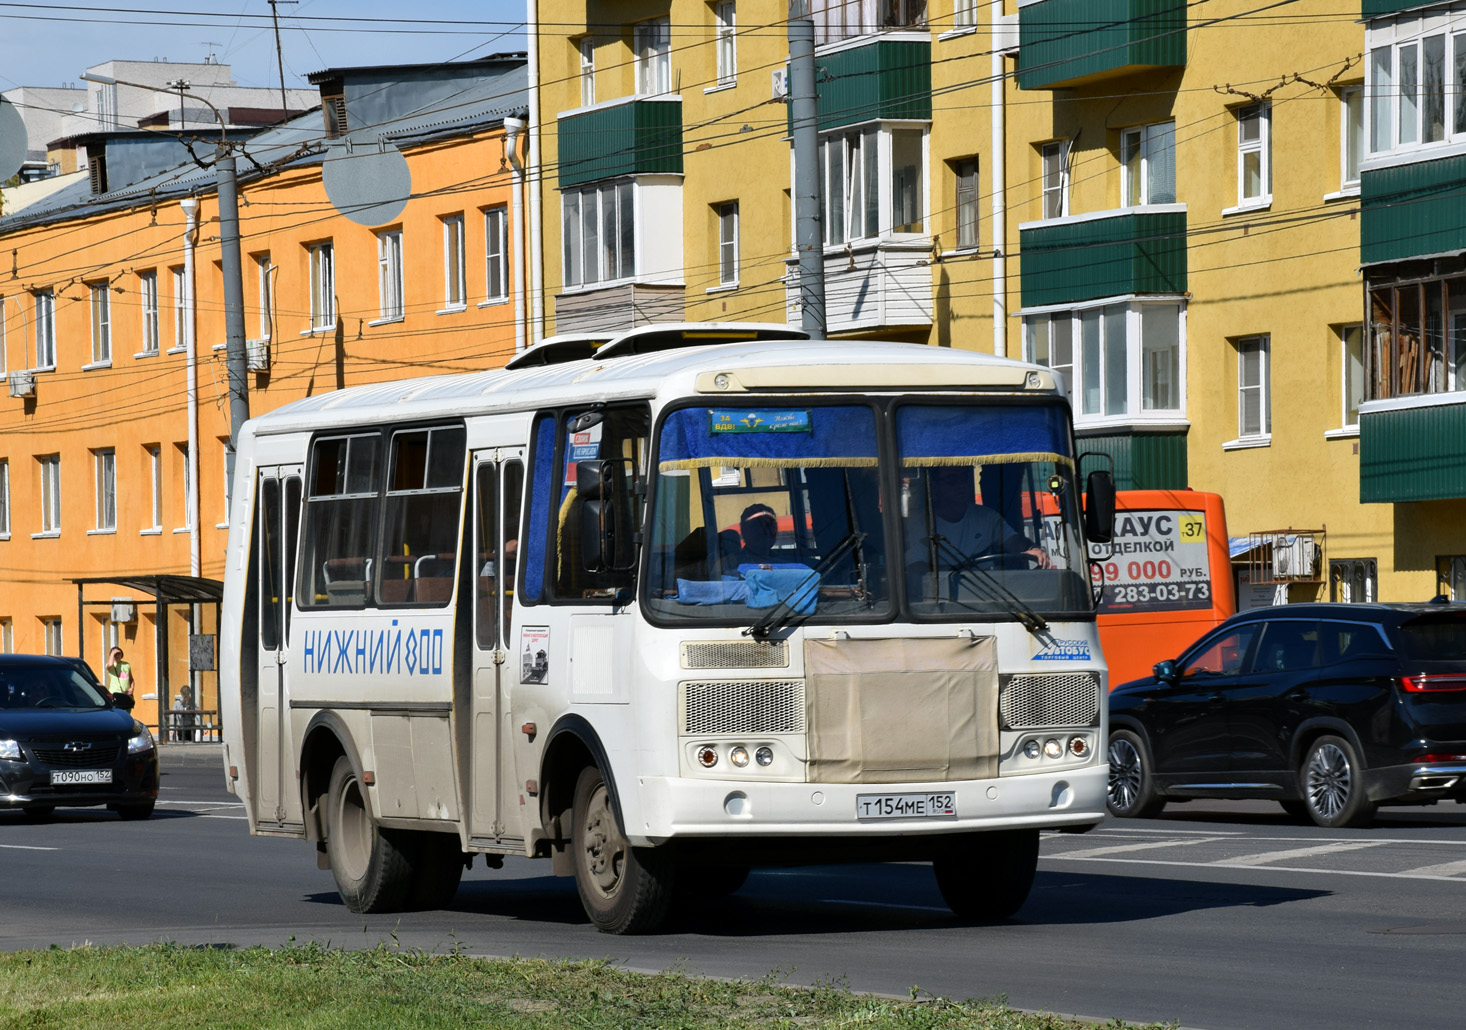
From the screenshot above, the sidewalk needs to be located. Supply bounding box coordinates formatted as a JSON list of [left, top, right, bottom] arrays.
[[157, 741, 224, 768]]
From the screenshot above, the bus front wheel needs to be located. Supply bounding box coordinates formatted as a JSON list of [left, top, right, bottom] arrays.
[[571, 765, 675, 934], [932, 829, 1039, 922], [326, 755, 413, 913]]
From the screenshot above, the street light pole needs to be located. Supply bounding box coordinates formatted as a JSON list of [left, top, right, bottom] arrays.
[[80, 72, 250, 505]]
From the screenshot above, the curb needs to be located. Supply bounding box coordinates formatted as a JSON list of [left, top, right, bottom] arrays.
[[158, 743, 225, 769]]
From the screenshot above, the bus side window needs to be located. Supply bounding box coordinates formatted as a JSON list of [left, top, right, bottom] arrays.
[[502, 461, 523, 638], [300, 433, 382, 608], [555, 404, 649, 600], [381, 426, 466, 606], [520, 415, 556, 606], [474, 463, 496, 649]]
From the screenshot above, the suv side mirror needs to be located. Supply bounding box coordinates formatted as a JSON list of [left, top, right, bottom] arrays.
[[1084, 469, 1116, 544], [577, 458, 633, 573], [1153, 659, 1178, 683]]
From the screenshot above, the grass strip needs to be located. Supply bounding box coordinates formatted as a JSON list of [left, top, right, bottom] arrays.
[[0, 941, 1174, 1030]]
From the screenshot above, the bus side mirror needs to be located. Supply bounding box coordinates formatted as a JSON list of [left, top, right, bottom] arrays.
[[1084, 470, 1116, 544], [577, 458, 632, 573]]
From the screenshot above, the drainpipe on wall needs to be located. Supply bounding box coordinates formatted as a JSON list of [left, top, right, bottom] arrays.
[[991, 41, 1007, 358], [526, 1, 545, 345], [504, 116, 528, 355]]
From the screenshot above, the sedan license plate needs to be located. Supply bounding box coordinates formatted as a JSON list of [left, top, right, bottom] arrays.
[[855, 792, 956, 820], [51, 769, 112, 785]]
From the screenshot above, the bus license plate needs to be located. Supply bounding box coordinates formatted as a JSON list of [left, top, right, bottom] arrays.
[[51, 770, 112, 785], [855, 792, 956, 820]]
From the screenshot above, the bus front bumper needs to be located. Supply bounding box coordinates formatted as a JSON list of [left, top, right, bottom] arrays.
[[627, 764, 1107, 846]]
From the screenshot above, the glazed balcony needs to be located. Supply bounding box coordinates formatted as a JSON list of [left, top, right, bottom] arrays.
[[557, 95, 681, 189], [1019, 206, 1187, 309], [1017, 0, 1186, 91]]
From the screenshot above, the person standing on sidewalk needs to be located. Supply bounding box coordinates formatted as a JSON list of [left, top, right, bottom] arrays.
[[105, 647, 135, 701]]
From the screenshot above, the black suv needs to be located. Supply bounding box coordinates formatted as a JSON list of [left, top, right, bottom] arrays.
[[1107, 602, 1466, 828]]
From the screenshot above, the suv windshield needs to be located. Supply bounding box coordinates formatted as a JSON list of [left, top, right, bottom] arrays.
[[0, 666, 111, 709]]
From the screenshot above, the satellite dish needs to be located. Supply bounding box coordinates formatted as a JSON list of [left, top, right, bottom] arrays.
[[322, 135, 411, 227], [0, 99, 27, 182]]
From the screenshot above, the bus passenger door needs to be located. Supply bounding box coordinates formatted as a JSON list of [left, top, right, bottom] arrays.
[[255, 466, 302, 828], [467, 452, 524, 844]]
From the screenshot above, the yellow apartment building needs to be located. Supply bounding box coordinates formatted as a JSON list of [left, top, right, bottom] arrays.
[[0, 55, 529, 733]]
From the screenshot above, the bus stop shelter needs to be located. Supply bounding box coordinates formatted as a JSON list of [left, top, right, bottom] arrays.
[[70, 574, 224, 740]]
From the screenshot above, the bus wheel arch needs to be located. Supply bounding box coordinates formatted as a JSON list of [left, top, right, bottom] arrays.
[[299, 712, 363, 842], [538, 716, 621, 856]]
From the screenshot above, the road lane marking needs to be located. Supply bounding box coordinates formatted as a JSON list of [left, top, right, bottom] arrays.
[[1055, 838, 1229, 859], [1223, 840, 1385, 866], [1075, 827, 1245, 837], [0, 844, 58, 851], [1399, 858, 1466, 877], [1044, 854, 1466, 882]]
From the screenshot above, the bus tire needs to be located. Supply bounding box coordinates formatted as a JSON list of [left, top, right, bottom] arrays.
[[676, 863, 750, 900], [932, 829, 1039, 922], [571, 765, 674, 934], [1106, 729, 1166, 819], [326, 755, 413, 913], [406, 831, 465, 910]]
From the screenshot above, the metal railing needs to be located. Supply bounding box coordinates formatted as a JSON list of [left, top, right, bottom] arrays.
[[161, 709, 220, 743]]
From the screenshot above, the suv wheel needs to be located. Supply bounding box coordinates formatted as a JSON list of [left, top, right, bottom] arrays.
[[1302, 735, 1376, 829], [1107, 730, 1166, 819]]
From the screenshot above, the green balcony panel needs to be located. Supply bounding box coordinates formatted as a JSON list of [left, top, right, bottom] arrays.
[[789, 39, 930, 134], [1362, 2, 1441, 18], [1360, 403, 1466, 503], [1361, 155, 1466, 267], [1075, 429, 1189, 491], [1018, 0, 1186, 90], [558, 97, 681, 189], [1020, 209, 1187, 309]]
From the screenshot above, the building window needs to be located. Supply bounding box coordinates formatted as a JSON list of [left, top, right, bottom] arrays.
[[1366, 28, 1466, 157], [138, 271, 159, 356], [34, 289, 55, 369], [1237, 334, 1271, 440], [1437, 555, 1466, 600], [578, 37, 595, 107], [953, 0, 977, 28], [38, 454, 60, 534], [715, 2, 736, 87], [175, 442, 191, 531], [255, 254, 273, 340], [1329, 558, 1377, 603], [1365, 275, 1466, 401], [171, 267, 187, 350], [1236, 103, 1271, 208], [1339, 323, 1364, 429], [890, 129, 924, 233], [42, 617, 61, 656], [0, 295, 6, 372], [1121, 121, 1176, 207], [812, 0, 926, 44], [1041, 141, 1069, 220], [953, 158, 978, 251], [0, 459, 9, 537], [147, 444, 161, 531], [309, 242, 335, 330], [93, 449, 116, 532], [0, 620, 12, 653], [818, 125, 927, 245], [1024, 301, 1184, 422], [377, 230, 404, 321], [88, 282, 111, 365], [1340, 87, 1363, 191], [634, 16, 671, 96], [717, 201, 739, 285], [442, 214, 466, 310], [562, 180, 635, 288], [484, 207, 509, 302]]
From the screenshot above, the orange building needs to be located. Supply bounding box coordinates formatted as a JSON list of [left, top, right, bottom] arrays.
[[0, 55, 529, 735]]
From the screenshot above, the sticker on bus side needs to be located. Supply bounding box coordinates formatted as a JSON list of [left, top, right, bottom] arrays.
[[520, 626, 550, 684], [1090, 509, 1212, 614]]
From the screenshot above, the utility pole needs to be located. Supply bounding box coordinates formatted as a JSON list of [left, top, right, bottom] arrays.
[[268, 0, 298, 117], [788, 0, 826, 337]]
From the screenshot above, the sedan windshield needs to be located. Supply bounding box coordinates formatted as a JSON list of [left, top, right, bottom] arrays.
[[645, 404, 890, 625], [0, 666, 111, 709]]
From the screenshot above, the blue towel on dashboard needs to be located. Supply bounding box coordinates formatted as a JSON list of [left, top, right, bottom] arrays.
[[676, 579, 748, 605], [742, 567, 819, 614]]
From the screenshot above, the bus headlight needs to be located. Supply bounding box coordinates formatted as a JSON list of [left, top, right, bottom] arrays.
[[729, 746, 750, 768], [755, 746, 774, 767], [1023, 740, 1042, 760], [696, 745, 718, 768], [1043, 738, 1064, 760], [1068, 735, 1090, 758]]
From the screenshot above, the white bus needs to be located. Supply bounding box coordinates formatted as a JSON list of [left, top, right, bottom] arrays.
[[219, 325, 1116, 934]]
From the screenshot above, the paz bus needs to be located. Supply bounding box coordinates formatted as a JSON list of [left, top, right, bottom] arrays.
[[218, 324, 1116, 934]]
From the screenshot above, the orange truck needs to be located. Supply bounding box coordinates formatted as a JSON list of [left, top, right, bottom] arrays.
[[1092, 490, 1236, 687]]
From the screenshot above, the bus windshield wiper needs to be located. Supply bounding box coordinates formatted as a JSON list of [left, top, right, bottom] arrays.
[[929, 535, 1049, 635], [743, 531, 865, 640]]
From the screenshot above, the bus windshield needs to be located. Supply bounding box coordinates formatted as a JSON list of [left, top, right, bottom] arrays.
[[644, 400, 1091, 626]]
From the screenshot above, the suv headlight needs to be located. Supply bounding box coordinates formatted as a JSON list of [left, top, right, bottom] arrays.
[[127, 725, 155, 755], [0, 738, 19, 760]]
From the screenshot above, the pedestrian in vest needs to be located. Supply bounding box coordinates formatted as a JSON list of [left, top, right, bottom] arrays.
[[105, 647, 134, 699]]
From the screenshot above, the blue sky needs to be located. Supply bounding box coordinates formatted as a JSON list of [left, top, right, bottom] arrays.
[[0, 1, 529, 94]]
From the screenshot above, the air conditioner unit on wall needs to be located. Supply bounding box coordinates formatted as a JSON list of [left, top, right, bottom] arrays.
[[7, 370, 35, 399], [245, 339, 270, 371], [110, 599, 137, 623], [1272, 534, 1318, 580]]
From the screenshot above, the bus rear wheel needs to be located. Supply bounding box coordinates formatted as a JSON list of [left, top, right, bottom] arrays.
[[932, 829, 1039, 922], [571, 765, 674, 934], [326, 755, 413, 913]]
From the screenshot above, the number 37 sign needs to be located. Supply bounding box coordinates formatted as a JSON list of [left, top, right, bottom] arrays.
[[1089, 510, 1212, 613]]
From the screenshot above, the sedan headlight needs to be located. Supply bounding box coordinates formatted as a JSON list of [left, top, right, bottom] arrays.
[[127, 725, 155, 755], [0, 738, 19, 760]]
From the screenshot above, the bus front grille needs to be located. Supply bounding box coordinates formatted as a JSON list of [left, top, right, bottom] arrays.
[[681, 680, 805, 735], [680, 640, 789, 670], [999, 674, 1100, 730]]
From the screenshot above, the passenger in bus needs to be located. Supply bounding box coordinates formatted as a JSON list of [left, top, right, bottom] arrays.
[[906, 467, 1052, 582]]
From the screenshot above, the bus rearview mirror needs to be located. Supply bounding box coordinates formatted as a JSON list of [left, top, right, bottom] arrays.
[[1084, 470, 1116, 544]]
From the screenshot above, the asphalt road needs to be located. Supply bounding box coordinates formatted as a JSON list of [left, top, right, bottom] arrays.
[[3, 745, 1465, 1030]]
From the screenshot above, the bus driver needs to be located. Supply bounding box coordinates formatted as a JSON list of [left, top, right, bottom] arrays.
[[906, 467, 1052, 588]]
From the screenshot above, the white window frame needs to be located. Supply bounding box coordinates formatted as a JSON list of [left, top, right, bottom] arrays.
[[171, 267, 187, 352], [441, 214, 466, 311], [1234, 103, 1271, 211], [1121, 121, 1176, 208], [717, 201, 739, 286], [954, 157, 978, 251], [92, 448, 116, 533], [0, 459, 9, 538], [1235, 334, 1272, 443], [634, 17, 671, 96], [1041, 140, 1070, 220], [483, 207, 508, 303], [42, 617, 61, 656], [138, 271, 159, 356], [0, 294, 6, 372], [376, 230, 404, 322], [255, 254, 273, 340], [88, 282, 112, 367], [1340, 323, 1364, 433], [953, 0, 978, 29], [816, 123, 928, 246], [38, 454, 60, 535], [1022, 299, 1187, 429], [812, 0, 926, 44], [715, 2, 737, 88], [176, 441, 191, 533], [34, 289, 55, 370], [578, 37, 595, 107], [1339, 87, 1363, 193], [0, 620, 12, 653], [145, 444, 162, 533], [1365, 23, 1465, 161], [308, 242, 335, 331], [562, 180, 636, 289]]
